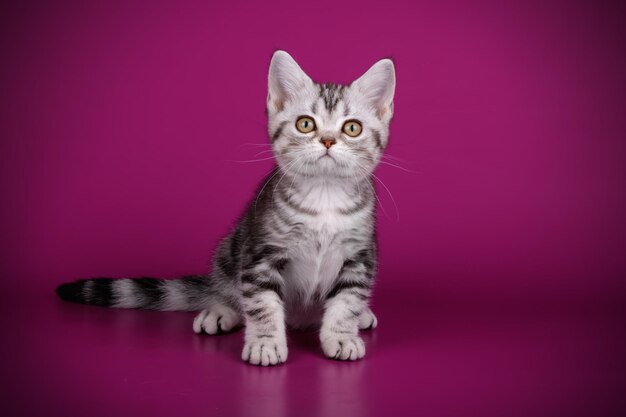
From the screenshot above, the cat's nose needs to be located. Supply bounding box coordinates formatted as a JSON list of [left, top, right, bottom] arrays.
[[321, 138, 336, 149]]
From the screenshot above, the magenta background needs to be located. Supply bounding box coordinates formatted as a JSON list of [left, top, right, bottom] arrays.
[[1, 1, 625, 416]]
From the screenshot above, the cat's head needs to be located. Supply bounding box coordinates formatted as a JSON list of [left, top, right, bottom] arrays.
[[267, 51, 395, 181]]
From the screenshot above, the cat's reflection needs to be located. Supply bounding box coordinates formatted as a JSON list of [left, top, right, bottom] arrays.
[[234, 353, 367, 417]]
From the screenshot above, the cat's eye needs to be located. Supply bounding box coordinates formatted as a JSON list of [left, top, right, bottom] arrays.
[[342, 120, 362, 137], [295, 116, 316, 133]]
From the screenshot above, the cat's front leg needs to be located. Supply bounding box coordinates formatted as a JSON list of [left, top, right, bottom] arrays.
[[320, 250, 375, 361], [358, 306, 378, 330], [240, 248, 288, 366]]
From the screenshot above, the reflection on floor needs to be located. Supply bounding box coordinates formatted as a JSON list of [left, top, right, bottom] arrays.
[[1, 282, 624, 417]]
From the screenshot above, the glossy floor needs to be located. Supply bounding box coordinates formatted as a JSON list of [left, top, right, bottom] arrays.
[[1, 280, 624, 417]]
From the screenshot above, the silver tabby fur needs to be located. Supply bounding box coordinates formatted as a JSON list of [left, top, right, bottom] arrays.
[[56, 51, 396, 365]]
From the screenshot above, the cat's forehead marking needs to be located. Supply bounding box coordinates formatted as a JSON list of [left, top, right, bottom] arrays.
[[317, 83, 346, 113]]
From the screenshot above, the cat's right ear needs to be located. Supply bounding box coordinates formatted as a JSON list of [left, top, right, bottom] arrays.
[[268, 51, 313, 113]]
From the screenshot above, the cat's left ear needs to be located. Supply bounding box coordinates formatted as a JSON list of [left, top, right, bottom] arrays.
[[351, 58, 396, 119], [268, 50, 314, 113]]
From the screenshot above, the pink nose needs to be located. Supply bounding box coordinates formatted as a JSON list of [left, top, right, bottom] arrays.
[[321, 138, 336, 149]]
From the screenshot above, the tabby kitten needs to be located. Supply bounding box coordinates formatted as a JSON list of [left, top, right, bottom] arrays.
[[57, 51, 396, 365]]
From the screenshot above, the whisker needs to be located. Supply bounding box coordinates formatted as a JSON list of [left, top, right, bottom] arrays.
[[254, 148, 312, 212], [228, 156, 277, 163], [351, 159, 389, 220], [285, 155, 310, 204], [253, 149, 275, 157], [273, 155, 305, 194], [380, 153, 409, 163], [254, 159, 300, 212], [230, 148, 304, 163], [238, 142, 272, 148], [377, 160, 418, 173], [371, 172, 399, 222]]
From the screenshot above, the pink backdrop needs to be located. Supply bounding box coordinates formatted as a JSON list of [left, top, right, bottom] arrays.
[[2, 0, 624, 297], [1, 1, 625, 415]]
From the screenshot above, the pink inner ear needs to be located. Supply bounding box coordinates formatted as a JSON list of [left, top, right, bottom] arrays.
[[268, 92, 284, 112], [376, 100, 394, 119]]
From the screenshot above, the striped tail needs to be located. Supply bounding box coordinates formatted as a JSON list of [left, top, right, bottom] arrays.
[[55, 275, 211, 311]]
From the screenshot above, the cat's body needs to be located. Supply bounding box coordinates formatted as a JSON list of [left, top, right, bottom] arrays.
[[57, 51, 395, 365]]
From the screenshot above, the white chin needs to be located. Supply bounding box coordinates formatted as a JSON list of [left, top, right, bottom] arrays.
[[317, 156, 336, 168]]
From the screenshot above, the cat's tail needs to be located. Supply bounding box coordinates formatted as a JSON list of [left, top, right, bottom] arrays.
[[55, 275, 213, 311]]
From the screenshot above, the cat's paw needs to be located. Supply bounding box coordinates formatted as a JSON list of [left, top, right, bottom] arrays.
[[242, 336, 288, 366], [358, 307, 378, 330], [321, 334, 366, 361], [193, 305, 241, 335]]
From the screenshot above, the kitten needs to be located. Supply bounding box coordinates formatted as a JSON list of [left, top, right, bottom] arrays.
[[56, 51, 396, 366]]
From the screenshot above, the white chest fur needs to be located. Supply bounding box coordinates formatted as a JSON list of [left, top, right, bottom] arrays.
[[280, 181, 370, 311]]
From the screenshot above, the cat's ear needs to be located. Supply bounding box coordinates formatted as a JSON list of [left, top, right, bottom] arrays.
[[268, 50, 313, 113], [351, 58, 396, 119]]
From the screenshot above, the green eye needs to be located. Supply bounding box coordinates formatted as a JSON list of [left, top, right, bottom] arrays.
[[342, 120, 362, 137], [295, 116, 316, 133]]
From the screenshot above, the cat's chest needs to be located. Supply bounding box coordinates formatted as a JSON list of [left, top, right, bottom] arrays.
[[282, 213, 362, 306]]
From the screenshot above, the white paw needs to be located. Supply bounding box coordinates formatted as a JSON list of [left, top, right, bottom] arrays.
[[242, 337, 288, 366], [193, 305, 241, 335], [321, 334, 365, 361], [358, 307, 378, 330]]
